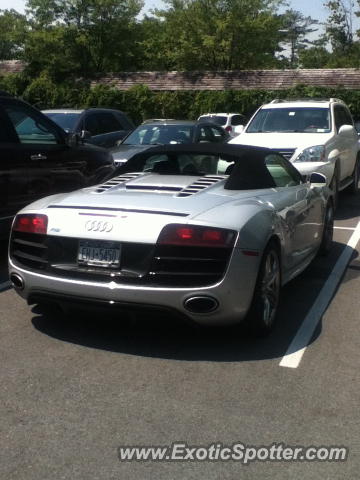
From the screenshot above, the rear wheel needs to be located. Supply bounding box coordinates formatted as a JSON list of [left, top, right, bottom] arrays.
[[247, 243, 281, 337], [319, 201, 334, 256]]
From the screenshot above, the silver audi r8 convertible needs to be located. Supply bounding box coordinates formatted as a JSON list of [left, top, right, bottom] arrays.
[[8, 144, 333, 335]]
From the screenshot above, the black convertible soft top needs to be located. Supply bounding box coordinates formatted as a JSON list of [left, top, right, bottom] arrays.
[[116, 143, 295, 190]]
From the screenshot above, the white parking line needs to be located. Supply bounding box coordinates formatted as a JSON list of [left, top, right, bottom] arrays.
[[280, 220, 360, 369], [0, 280, 11, 292]]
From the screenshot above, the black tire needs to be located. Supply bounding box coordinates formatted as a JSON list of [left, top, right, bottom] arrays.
[[330, 163, 339, 210], [318, 201, 334, 256], [246, 242, 281, 337], [348, 155, 360, 194]]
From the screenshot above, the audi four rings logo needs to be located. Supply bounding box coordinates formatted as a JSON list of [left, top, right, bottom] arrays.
[[85, 220, 113, 232]]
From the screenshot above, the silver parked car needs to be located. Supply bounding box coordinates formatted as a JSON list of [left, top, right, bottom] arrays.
[[9, 144, 333, 335]]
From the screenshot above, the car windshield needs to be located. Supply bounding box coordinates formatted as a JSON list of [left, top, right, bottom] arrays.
[[123, 124, 193, 145], [44, 112, 81, 132], [199, 116, 227, 126], [246, 107, 331, 133]]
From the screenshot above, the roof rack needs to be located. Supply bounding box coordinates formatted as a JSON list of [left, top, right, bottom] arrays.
[[270, 98, 345, 104]]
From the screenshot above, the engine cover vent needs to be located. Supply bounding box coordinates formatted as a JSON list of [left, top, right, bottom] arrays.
[[177, 175, 227, 197], [94, 173, 143, 193]]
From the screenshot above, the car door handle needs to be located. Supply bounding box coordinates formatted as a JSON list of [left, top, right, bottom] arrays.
[[30, 154, 47, 161]]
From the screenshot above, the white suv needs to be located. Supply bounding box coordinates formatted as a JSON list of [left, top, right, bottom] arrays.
[[198, 113, 246, 137], [230, 98, 360, 202]]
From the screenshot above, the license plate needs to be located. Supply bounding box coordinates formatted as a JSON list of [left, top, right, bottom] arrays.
[[78, 240, 121, 268]]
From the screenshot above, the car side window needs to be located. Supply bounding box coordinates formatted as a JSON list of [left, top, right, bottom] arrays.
[[334, 105, 353, 131], [231, 115, 245, 126], [84, 114, 101, 136], [265, 154, 302, 187], [342, 107, 354, 126], [210, 126, 226, 142], [95, 112, 124, 134], [4, 105, 60, 144], [198, 126, 214, 142]]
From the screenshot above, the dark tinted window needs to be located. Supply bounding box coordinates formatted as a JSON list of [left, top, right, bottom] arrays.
[[198, 126, 216, 142], [45, 112, 81, 132], [84, 114, 101, 136], [334, 105, 353, 131], [94, 112, 124, 134], [0, 108, 18, 142], [114, 112, 133, 129], [231, 115, 246, 126], [4, 105, 59, 144]]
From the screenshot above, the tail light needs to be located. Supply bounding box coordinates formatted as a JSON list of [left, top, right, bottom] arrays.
[[157, 224, 237, 248], [13, 214, 48, 234], [225, 126, 233, 133]]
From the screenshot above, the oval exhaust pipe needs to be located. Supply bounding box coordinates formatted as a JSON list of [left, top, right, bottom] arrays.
[[184, 296, 219, 314], [10, 273, 24, 290]]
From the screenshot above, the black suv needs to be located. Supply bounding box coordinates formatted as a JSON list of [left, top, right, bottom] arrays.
[[0, 93, 115, 236], [43, 108, 135, 148]]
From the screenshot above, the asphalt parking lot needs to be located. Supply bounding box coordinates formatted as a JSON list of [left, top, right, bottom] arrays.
[[1, 191, 360, 479]]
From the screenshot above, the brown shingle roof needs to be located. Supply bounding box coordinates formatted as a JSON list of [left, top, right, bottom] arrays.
[[0, 60, 25, 75], [2, 63, 360, 90], [91, 69, 360, 91]]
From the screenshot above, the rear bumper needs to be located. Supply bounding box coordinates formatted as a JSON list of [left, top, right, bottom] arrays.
[[9, 252, 259, 326]]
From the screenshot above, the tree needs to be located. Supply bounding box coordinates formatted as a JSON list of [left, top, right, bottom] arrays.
[[143, 0, 286, 70], [24, 0, 144, 78], [0, 9, 27, 60], [325, 0, 355, 52], [278, 9, 319, 68], [298, 45, 332, 68]]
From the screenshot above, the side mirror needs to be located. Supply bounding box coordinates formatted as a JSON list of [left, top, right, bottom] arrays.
[[233, 125, 244, 135], [310, 172, 327, 186], [80, 129, 92, 140], [338, 124, 357, 138]]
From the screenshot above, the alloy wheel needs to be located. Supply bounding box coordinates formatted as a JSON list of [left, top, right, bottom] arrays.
[[260, 250, 281, 328]]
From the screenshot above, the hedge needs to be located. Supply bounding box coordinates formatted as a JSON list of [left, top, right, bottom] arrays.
[[2, 73, 360, 124]]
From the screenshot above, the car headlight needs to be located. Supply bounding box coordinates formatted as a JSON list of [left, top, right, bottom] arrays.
[[294, 145, 326, 162]]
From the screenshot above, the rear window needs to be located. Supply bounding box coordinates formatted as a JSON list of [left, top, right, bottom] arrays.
[[123, 125, 193, 145], [199, 116, 227, 126]]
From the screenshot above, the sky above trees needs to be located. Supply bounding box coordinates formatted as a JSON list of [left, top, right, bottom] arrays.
[[1, 0, 340, 22]]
